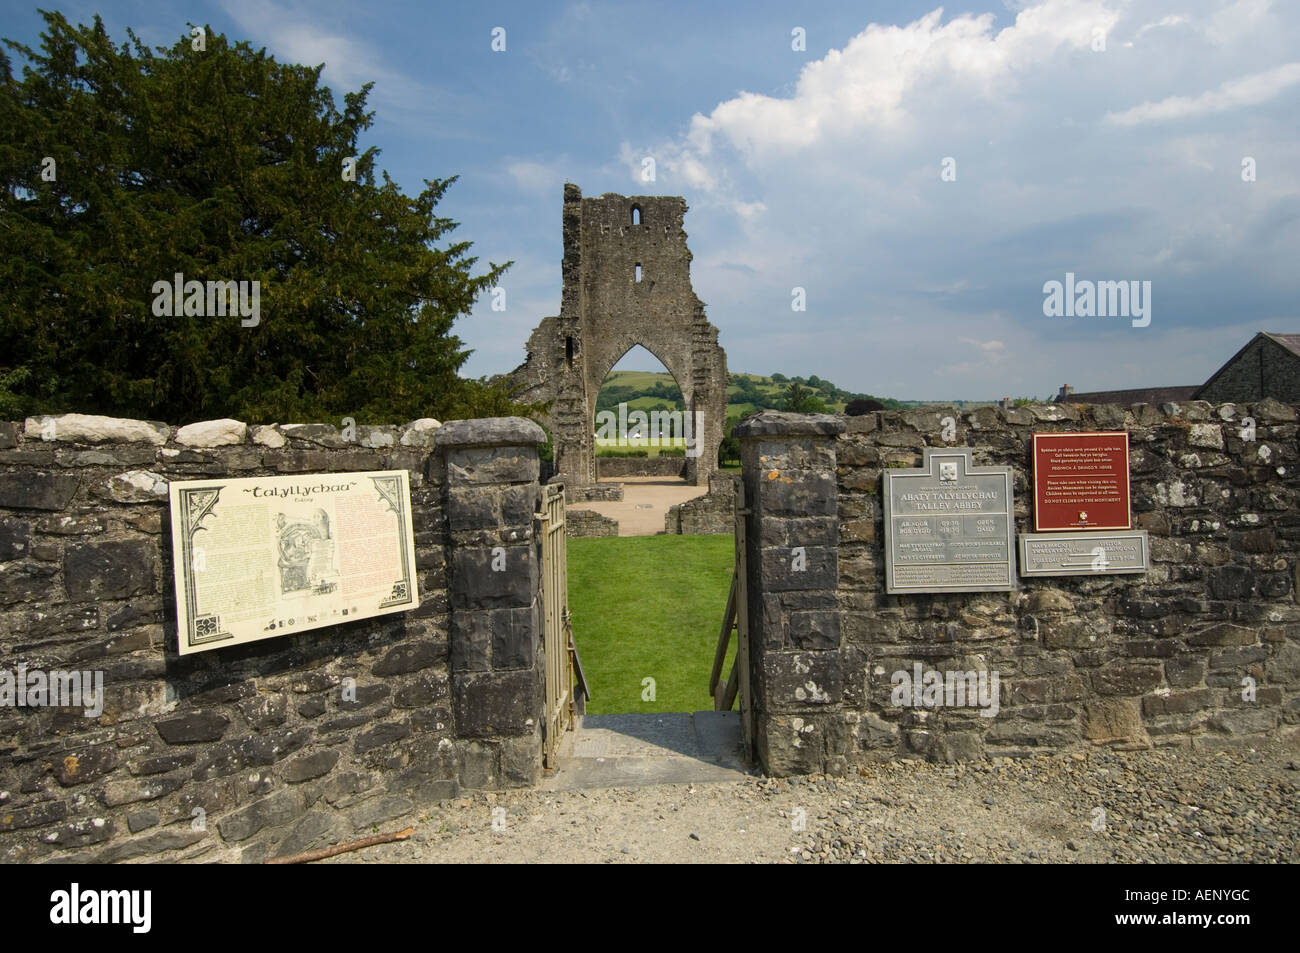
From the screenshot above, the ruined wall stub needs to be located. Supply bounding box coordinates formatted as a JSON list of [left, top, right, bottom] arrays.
[[507, 184, 728, 486]]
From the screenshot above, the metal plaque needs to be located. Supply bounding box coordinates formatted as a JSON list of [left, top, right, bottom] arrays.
[[1019, 530, 1149, 576], [1032, 431, 1131, 531], [883, 448, 1016, 593]]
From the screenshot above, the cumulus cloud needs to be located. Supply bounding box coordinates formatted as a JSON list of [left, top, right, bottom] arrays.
[[625, 1, 1300, 398], [1105, 62, 1300, 125], [668, 1, 1120, 181]]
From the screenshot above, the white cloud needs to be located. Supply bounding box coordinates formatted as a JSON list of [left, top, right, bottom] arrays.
[[632, 1, 1300, 399], [672, 1, 1119, 175], [505, 160, 567, 195], [1106, 62, 1300, 126]]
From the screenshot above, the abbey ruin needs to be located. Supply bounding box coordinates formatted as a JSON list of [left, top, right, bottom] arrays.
[[505, 184, 728, 488]]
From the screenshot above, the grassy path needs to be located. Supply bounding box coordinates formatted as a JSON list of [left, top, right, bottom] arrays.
[[567, 534, 736, 714]]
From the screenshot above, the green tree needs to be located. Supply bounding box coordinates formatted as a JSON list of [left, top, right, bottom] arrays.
[[781, 382, 827, 414], [718, 411, 742, 467], [0, 12, 513, 424]]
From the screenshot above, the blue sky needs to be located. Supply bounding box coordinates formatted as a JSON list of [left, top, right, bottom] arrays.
[[4, 1, 1298, 400]]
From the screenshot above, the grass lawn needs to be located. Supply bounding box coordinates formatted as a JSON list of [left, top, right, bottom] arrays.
[[567, 533, 737, 714], [595, 435, 689, 458]]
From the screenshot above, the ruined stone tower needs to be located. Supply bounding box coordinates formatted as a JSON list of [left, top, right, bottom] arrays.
[[507, 184, 728, 486]]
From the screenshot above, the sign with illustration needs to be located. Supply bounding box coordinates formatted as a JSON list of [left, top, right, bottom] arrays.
[[168, 470, 418, 655]]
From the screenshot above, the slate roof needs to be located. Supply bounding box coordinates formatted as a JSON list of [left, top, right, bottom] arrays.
[[1262, 332, 1300, 358], [1054, 386, 1200, 405]]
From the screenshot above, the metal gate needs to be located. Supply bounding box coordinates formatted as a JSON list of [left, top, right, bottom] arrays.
[[539, 483, 576, 768], [709, 476, 753, 760]]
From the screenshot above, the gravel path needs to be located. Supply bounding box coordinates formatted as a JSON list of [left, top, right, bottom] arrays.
[[321, 741, 1300, 864], [576, 477, 707, 536]]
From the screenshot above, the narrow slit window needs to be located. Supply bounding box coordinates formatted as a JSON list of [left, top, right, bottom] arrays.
[[631, 205, 642, 225], [634, 264, 642, 283], [565, 336, 575, 367]]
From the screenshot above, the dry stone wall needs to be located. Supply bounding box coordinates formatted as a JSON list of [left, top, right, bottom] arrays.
[[596, 457, 686, 479], [737, 401, 1300, 775], [0, 414, 547, 864], [664, 473, 736, 535]]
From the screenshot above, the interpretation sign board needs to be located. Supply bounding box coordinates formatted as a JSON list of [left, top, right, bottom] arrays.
[[883, 448, 1016, 594], [169, 470, 419, 655], [1019, 530, 1149, 576], [1032, 431, 1131, 531]]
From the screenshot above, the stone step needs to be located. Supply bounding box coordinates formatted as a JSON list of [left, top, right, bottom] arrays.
[[541, 711, 751, 791]]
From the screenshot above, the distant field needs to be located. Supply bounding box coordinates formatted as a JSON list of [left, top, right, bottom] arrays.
[[567, 534, 736, 714], [602, 369, 676, 389], [599, 368, 987, 413]]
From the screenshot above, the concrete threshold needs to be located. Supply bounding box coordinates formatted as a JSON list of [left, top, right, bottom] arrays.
[[541, 710, 753, 791]]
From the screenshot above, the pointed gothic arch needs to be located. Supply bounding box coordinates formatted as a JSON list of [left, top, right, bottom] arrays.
[[505, 184, 728, 486]]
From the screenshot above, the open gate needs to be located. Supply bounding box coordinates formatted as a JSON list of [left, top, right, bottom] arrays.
[[538, 483, 586, 769], [709, 476, 753, 760]]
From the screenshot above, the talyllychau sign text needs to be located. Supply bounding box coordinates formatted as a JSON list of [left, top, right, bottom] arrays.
[[168, 470, 418, 655]]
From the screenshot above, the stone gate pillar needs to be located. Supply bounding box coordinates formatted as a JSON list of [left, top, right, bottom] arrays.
[[736, 412, 848, 776], [436, 417, 547, 788]]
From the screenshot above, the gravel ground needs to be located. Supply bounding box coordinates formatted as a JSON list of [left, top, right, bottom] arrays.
[[576, 477, 707, 536], [322, 741, 1300, 864]]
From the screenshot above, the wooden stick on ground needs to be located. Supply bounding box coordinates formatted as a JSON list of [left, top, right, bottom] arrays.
[[265, 826, 415, 865]]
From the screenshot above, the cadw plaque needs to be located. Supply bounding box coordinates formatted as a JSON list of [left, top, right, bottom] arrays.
[[883, 448, 1016, 594], [169, 470, 419, 655]]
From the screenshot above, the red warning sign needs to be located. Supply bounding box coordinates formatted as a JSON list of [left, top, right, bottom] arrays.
[[1032, 431, 1131, 532]]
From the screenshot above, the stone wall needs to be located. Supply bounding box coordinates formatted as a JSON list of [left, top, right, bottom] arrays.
[[0, 413, 547, 863], [737, 402, 1300, 775], [566, 510, 619, 538], [596, 456, 686, 479], [564, 482, 624, 503], [664, 473, 736, 535]]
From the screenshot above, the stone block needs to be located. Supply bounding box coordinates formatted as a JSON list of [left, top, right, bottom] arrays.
[[24, 413, 169, 445], [54, 745, 117, 786], [63, 539, 155, 600], [156, 711, 231, 744], [788, 609, 840, 650], [371, 639, 440, 677], [755, 469, 838, 518], [282, 749, 340, 783], [174, 419, 247, 447], [756, 651, 841, 711], [760, 544, 836, 592], [450, 544, 536, 609], [216, 789, 302, 842], [1091, 661, 1163, 696], [0, 471, 80, 510], [453, 669, 541, 737]]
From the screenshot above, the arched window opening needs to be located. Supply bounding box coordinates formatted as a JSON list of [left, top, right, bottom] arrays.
[[631, 205, 642, 225], [634, 264, 643, 283]]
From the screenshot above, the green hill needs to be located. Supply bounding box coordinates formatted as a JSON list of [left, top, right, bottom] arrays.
[[598, 370, 907, 415]]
